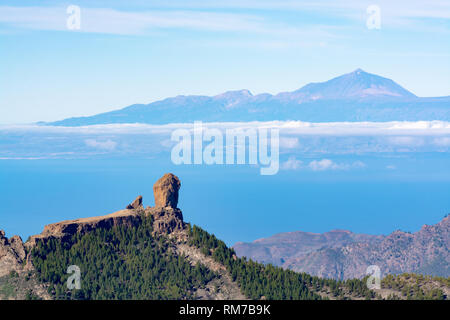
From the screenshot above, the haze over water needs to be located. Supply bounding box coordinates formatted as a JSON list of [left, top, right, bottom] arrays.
[[1, 154, 449, 246]]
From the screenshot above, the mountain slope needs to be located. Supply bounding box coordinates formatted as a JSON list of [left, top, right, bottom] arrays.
[[234, 216, 450, 280], [45, 69, 450, 126], [0, 173, 333, 300], [234, 229, 383, 266], [276, 69, 416, 102], [1, 173, 448, 300]]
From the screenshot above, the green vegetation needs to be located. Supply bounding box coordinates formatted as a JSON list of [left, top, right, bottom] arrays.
[[29, 217, 446, 300], [0, 271, 45, 300], [188, 225, 376, 300], [31, 215, 215, 300], [382, 273, 448, 300], [25, 289, 41, 300], [188, 224, 318, 299], [0, 282, 16, 299], [9, 270, 19, 278]]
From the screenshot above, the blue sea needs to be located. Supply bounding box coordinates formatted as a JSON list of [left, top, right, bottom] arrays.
[[1, 156, 449, 246]]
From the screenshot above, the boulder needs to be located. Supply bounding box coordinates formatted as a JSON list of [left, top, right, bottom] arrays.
[[126, 195, 143, 210], [153, 173, 181, 208]]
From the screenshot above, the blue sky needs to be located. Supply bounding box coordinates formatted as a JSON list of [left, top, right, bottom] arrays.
[[1, 0, 450, 124]]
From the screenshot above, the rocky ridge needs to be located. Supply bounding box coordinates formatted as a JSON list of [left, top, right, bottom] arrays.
[[26, 173, 185, 249], [234, 216, 450, 280], [234, 229, 383, 266], [0, 231, 26, 278], [0, 173, 234, 300], [1, 174, 186, 282]]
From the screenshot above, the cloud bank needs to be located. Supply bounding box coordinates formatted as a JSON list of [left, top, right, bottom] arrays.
[[281, 157, 366, 171], [0, 121, 449, 159]]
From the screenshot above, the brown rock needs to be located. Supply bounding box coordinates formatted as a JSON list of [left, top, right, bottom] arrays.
[[26, 210, 142, 250], [153, 173, 181, 208], [0, 230, 26, 277], [126, 195, 143, 210], [146, 207, 184, 234], [26, 174, 184, 248], [9, 236, 26, 261]]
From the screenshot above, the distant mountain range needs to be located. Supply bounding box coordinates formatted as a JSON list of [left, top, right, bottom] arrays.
[[233, 215, 450, 280], [45, 69, 450, 126]]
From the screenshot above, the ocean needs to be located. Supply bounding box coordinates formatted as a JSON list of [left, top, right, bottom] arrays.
[[1, 156, 449, 246]]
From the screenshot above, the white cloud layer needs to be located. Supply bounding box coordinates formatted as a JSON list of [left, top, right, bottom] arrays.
[[0, 121, 449, 159], [2, 120, 450, 135], [281, 157, 366, 171], [279, 137, 300, 149], [308, 159, 366, 171], [281, 156, 303, 170], [84, 138, 117, 150]]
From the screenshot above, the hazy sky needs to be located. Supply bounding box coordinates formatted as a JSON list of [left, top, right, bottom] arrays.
[[1, 0, 449, 124]]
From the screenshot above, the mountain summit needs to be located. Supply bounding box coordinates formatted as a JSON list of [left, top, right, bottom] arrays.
[[289, 69, 417, 100], [45, 70, 449, 126]]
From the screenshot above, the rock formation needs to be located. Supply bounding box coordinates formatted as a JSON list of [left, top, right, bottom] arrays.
[[26, 210, 142, 249], [147, 173, 184, 234], [235, 215, 450, 280], [0, 230, 26, 277], [3, 173, 186, 275], [24, 173, 185, 251], [153, 173, 181, 208], [126, 195, 143, 210], [146, 207, 184, 235]]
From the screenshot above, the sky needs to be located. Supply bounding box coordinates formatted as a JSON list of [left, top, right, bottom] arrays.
[[1, 0, 450, 124]]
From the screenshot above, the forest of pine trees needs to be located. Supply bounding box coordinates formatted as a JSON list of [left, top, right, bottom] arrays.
[[381, 273, 447, 300], [31, 215, 215, 300], [29, 217, 447, 300], [187, 225, 377, 300]]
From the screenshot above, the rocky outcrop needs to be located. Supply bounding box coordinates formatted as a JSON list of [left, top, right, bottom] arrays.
[[0, 230, 26, 277], [146, 207, 184, 235], [126, 195, 143, 210], [146, 173, 185, 234], [144, 173, 185, 234], [26, 210, 143, 250], [153, 173, 181, 208], [235, 215, 450, 280], [3, 172, 186, 277], [25, 173, 185, 250]]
